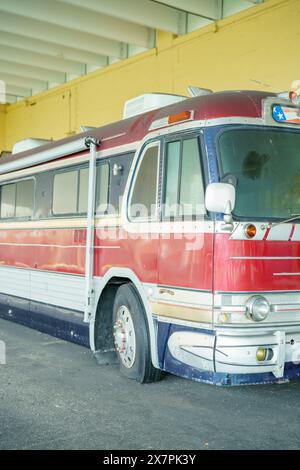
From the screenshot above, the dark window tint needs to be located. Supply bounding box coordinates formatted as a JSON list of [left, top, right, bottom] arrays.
[[218, 128, 300, 219]]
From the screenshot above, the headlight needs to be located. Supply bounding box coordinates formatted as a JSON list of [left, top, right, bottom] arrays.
[[246, 296, 270, 322]]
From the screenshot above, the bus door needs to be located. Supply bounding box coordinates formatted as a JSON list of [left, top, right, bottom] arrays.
[[126, 140, 161, 284], [157, 133, 214, 324]]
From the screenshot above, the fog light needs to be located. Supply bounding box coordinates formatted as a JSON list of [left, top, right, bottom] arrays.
[[246, 295, 270, 322], [256, 347, 274, 362], [218, 312, 230, 323]]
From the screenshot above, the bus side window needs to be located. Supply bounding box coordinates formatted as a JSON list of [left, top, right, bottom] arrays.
[[180, 138, 205, 217], [163, 137, 205, 219], [16, 179, 34, 218], [0, 183, 16, 218], [53, 170, 78, 215], [0, 179, 34, 219], [109, 153, 134, 214], [164, 141, 180, 218], [52, 163, 109, 217], [95, 163, 109, 214], [78, 167, 89, 213], [129, 143, 159, 220]]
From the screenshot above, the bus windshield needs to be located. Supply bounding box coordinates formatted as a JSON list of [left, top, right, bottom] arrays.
[[218, 127, 300, 220]]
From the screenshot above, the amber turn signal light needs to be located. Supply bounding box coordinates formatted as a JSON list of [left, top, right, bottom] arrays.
[[245, 224, 257, 239], [168, 111, 191, 124]]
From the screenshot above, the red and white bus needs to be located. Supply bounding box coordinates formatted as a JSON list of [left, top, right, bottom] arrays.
[[1, 89, 300, 386]]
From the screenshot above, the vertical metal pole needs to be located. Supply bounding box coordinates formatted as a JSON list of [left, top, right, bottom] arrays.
[[84, 136, 99, 322]]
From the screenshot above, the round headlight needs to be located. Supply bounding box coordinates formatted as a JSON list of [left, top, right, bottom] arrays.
[[246, 296, 270, 322]]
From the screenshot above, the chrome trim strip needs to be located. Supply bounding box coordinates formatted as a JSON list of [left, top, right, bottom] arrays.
[[153, 315, 212, 330], [205, 117, 263, 127], [216, 324, 300, 333], [153, 299, 212, 310], [216, 360, 274, 368], [263, 96, 300, 128], [215, 290, 300, 294], [231, 256, 300, 260], [273, 273, 300, 276], [292, 225, 300, 242], [216, 323, 300, 329], [219, 342, 278, 348], [101, 133, 126, 141], [157, 284, 211, 293], [0, 243, 120, 249], [274, 302, 300, 310], [149, 110, 194, 131], [267, 225, 293, 241]]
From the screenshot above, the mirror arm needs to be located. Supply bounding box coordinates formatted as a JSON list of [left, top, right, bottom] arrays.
[[222, 201, 234, 231]]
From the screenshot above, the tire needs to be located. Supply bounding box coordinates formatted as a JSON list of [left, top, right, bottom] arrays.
[[112, 283, 162, 383]]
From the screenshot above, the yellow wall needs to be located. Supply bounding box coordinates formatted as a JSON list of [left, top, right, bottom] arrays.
[[0, 104, 6, 151], [1, 0, 299, 152]]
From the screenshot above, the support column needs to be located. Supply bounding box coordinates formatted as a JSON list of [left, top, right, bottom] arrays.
[[156, 30, 178, 51], [0, 103, 6, 153]]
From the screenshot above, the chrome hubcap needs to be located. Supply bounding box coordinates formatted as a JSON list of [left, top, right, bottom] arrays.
[[113, 305, 136, 368]]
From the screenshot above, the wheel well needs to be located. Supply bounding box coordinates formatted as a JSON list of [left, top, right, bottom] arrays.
[[94, 277, 131, 352]]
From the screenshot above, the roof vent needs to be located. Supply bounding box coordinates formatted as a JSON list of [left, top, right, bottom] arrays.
[[0, 151, 12, 159], [80, 125, 97, 132], [12, 138, 53, 155], [123, 93, 186, 119], [187, 86, 213, 97]]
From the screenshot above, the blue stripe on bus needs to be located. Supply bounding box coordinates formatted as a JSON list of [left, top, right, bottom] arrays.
[[0, 295, 89, 348]]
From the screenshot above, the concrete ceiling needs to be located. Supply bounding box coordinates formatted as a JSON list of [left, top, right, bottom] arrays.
[[0, 0, 266, 103]]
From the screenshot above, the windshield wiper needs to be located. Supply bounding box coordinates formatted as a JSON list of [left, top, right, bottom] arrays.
[[262, 214, 300, 230]]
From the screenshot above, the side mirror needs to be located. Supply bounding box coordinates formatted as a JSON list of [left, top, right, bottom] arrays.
[[205, 183, 236, 215]]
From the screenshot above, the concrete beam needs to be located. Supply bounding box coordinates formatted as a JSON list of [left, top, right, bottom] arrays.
[[57, 0, 182, 35], [223, 0, 258, 17], [5, 84, 32, 98], [0, 60, 65, 84], [0, 11, 122, 58], [0, 0, 153, 48], [155, 0, 223, 20], [0, 45, 85, 75], [0, 72, 47, 91], [0, 31, 107, 67]]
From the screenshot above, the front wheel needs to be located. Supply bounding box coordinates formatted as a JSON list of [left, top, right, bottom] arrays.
[[113, 284, 162, 383]]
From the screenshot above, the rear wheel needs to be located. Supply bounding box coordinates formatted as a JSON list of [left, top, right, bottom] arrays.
[[113, 284, 161, 383]]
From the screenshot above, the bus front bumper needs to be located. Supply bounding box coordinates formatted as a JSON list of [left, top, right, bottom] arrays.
[[165, 324, 300, 385]]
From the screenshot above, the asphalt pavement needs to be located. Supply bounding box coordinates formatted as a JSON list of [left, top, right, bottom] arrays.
[[0, 317, 299, 450]]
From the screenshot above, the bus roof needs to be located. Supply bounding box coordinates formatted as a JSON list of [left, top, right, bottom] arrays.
[[0, 90, 275, 175]]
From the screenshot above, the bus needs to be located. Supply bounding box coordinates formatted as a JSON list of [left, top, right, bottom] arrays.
[[0, 88, 300, 386]]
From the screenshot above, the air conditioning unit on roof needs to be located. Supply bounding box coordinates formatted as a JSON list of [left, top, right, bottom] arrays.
[[12, 138, 53, 155], [123, 93, 186, 119]]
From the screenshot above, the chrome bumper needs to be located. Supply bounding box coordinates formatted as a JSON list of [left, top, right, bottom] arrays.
[[167, 326, 300, 378]]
